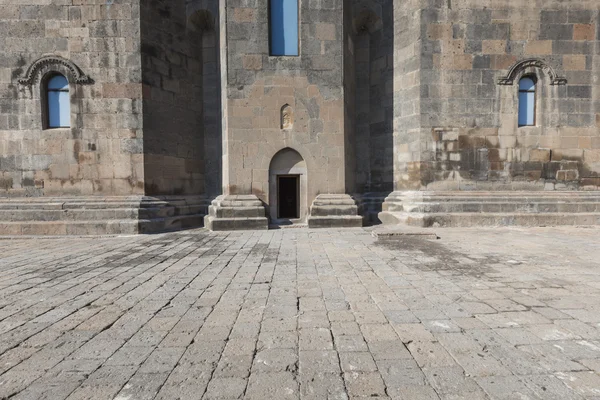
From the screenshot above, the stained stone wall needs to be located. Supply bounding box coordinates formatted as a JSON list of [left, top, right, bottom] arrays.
[[140, 0, 205, 195], [392, 0, 423, 191], [221, 0, 346, 216], [2, 0, 599, 212], [412, 0, 600, 191], [0, 1, 144, 197]]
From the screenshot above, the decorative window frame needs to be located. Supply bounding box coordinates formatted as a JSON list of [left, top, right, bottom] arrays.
[[17, 55, 92, 86], [497, 59, 567, 130], [497, 58, 567, 86], [17, 56, 92, 130]]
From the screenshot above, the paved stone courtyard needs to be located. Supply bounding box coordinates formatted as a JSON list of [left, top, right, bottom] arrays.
[[0, 227, 599, 400]]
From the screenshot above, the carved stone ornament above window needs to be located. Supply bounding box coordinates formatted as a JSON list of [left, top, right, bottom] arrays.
[[497, 58, 567, 86], [17, 55, 92, 86]]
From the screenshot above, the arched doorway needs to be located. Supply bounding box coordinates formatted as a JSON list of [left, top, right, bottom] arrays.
[[269, 148, 307, 224]]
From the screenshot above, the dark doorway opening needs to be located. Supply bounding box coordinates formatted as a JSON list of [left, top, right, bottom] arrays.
[[278, 175, 299, 219]]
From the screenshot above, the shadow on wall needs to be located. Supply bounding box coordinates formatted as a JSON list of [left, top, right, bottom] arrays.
[[350, 1, 395, 223], [188, 5, 223, 198]]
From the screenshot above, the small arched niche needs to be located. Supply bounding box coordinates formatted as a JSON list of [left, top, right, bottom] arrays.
[[269, 148, 307, 224], [281, 104, 293, 130]]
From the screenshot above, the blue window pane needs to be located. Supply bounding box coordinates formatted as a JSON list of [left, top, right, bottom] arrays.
[[519, 77, 535, 91], [270, 0, 299, 56], [47, 75, 70, 128], [518, 91, 535, 126], [48, 75, 69, 90], [58, 91, 71, 127]]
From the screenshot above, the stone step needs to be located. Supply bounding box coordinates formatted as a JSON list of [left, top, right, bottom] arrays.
[[0, 209, 139, 222], [386, 201, 600, 214], [384, 192, 600, 203], [205, 194, 269, 231], [310, 204, 359, 217], [0, 196, 209, 235], [0, 201, 142, 210], [139, 214, 206, 234], [0, 220, 139, 236], [0, 205, 207, 221], [210, 195, 264, 208], [380, 191, 600, 228], [307, 194, 363, 228], [307, 216, 363, 228], [381, 212, 600, 228], [208, 206, 267, 219], [139, 205, 207, 219], [311, 198, 357, 206], [0, 213, 207, 236], [204, 216, 269, 231]]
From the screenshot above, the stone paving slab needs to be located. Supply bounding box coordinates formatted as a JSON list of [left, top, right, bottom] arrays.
[[0, 226, 599, 399]]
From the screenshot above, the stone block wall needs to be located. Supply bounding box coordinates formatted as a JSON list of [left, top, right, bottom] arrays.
[[413, 0, 600, 191], [0, 1, 144, 197], [140, 0, 205, 195], [221, 0, 347, 213], [392, 0, 423, 191]]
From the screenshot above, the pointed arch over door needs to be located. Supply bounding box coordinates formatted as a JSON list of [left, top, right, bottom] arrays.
[[269, 148, 307, 224]]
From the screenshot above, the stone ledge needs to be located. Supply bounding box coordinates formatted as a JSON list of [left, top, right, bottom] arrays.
[[0, 195, 209, 235], [380, 191, 600, 228]]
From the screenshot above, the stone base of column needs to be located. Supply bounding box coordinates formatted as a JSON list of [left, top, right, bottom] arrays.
[[307, 194, 363, 228], [204, 195, 268, 231]]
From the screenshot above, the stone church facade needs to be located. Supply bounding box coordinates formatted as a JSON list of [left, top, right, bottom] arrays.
[[0, 0, 599, 234]]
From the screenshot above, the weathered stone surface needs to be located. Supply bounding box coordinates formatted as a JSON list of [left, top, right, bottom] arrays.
[[307, 194, 363, 228], [0, 0, 599, 234], [204, 194, 268, 231], [0, 195, 208, 235], [381, 190, 600, 227], [0, 226, 598, 398]]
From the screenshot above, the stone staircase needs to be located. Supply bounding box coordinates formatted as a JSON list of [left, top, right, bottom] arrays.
[[204, 195, 269, 231], [0, 196, 209, 235], [307, 194, 363, 228], [379, 191, 600, 227]]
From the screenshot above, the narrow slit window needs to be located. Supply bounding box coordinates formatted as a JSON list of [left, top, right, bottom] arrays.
[[270, 0, 299, 56], [518, 76, 536, 127], [47, 74, 70, 128]]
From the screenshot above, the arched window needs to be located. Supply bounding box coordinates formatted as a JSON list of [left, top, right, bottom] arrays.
[[518, 76, 536, 127], [270, 0, 299, 56], [46, 74, 70, 128]]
